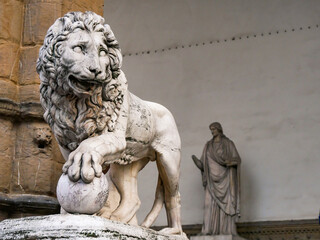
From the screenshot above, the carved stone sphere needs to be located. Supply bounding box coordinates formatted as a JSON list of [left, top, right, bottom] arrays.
[[57, 173, 109, 214]]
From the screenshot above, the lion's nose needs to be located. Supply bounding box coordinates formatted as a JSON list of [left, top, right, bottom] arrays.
[[89, 66, 102, 76]]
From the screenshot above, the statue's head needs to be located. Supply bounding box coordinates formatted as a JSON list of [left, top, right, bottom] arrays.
[[209, 122, 223, 137], [36, 11, 122, 97]]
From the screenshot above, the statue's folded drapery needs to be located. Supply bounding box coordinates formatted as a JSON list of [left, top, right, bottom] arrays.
[[200, 136, 241, 235]]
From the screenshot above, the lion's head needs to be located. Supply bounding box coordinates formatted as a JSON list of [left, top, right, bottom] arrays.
[[37, 11, 126, 151]]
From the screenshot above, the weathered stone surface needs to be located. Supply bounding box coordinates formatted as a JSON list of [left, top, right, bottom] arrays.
[[0, 43, 19, 82], [57, 173, 109, 214], [0, 119, 15, 193], [0, 79, 18, 102], [0, 210, 9, 221], [20, 102, 44, 119], [0, 0, 23, 43], [11, 122, 54, 194], [23, 0, 62, 45], [0, 214, 189, 240], [0, 0, 109, 222], [51, 140, 65, 189], [0, 99, 19, 117], [52, 138, 65, 164], [0, 100, 44, 119], [19, 46, 41, 85], [19, 84, 40, 103], [62, 0, 104, 16], [0, 193, 60, 218]]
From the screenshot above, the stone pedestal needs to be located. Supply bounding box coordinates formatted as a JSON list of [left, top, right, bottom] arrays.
[[0, 214, 188, 240], [190, 235, 246, 240]]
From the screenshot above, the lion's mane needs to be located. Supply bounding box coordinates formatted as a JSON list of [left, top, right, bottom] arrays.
[[36, 11, 125, 151]]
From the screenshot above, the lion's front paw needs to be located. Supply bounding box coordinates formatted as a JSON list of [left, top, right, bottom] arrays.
[[62, 147, 103, 183]]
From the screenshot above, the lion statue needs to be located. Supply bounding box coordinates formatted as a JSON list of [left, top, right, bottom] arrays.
[[36, 11, 182, 235]]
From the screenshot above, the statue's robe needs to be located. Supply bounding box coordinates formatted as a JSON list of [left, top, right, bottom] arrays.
[[200, 136, 241, 235]]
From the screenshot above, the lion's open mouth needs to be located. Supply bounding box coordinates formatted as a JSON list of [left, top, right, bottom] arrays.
[[68, 75, 101, 93]]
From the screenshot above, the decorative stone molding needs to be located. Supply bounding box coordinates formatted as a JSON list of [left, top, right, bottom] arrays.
[[237, 219, 320, 240], [0, 99, 20, 117], [0, 193, 59, 216], [0, 99, 43, 120], [33, 127, 52, 149], [178, 220, 320, 240]]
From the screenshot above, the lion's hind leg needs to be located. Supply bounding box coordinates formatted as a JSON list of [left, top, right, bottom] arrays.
[[141, 174, 165, 228], [145, 101, 183, 234], [155, 149, 182, 235]]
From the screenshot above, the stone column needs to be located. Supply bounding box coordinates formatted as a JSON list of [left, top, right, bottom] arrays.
[[0, 0, 104, 220]]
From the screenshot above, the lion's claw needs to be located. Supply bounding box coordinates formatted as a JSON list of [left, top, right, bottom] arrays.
[[63, 143, 103, 183], [81, 166, 95, 183], [68, 167, 80, 182]]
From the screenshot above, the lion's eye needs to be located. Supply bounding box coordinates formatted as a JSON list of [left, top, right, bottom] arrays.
[[99, 50, 107, 57], [73, 46, 82, 53]]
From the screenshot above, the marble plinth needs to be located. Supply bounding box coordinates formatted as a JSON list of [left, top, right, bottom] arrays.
[[190, 235, 246, 240], [0, 214, 188, 240]]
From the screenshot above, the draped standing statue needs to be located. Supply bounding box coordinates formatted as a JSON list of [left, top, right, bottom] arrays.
[[192, 122, 241, 236]]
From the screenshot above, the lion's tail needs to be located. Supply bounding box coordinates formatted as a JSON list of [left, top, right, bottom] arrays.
[[141, 175, 164, 228]]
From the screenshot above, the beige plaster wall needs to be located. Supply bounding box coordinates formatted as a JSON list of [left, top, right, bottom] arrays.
[[104, 0, 320, 225]]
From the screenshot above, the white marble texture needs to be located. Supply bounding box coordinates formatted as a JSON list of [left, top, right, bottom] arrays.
[[0, 214, 189, 240], [57, 173, 109, 214], [37, 11, 184, 234]]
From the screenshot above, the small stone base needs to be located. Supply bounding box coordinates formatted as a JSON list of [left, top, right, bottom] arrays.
[[0, 214, 188, 240], [190, 235, 246, 240]]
